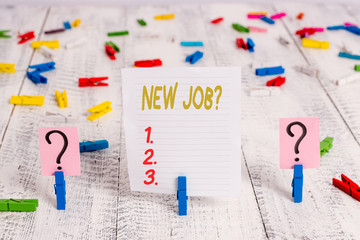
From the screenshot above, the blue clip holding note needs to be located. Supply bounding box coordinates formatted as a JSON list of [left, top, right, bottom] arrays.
[[255, 66, 285, 76], [64, 21, 72, 30], [29, 62, 56, 73], [180, 41, 204, 47], [260, 16, 275, 25], [292, 164, 303, 203], [339, 52, 360, 60], [79, 140, 109, 153], [185, 51, 203, 64], [54, 171, 66, 210], [177, 176, 188, 216], [247, 38, 255, 53]]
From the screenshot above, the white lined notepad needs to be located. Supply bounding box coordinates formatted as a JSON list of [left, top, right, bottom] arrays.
[[122, 67, 241, 197]]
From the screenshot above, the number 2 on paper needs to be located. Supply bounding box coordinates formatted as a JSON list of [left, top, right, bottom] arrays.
[[144, 126, 157, 186], [144, 169, 157, 185], [143, 149, 154, 165]]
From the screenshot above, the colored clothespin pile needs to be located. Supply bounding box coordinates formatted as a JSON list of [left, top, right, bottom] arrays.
[[247, 11, 286, 25], [177, 176, 187, 216], [292, 164, 303, 203], [79, 140, 109, 153], [105, 45, 117, 60], [232, 23, 249, 33], [27, 61, 56, 84], [338, 52, 360, 60], [87, 101, 112, 121], [0, 199, 38, 212], [333, 174, 360, 201], [180, 41, 204, 47], [266, 76, 286, 87], [186, 51, 203, 64], [137, 19, 147, 26], [211, 17, 223, 24], [79, 77, 109, 87], [296, 27, 324, 38], [247, 12, 267, 19], [236, 38, 255, 52], [10, 96, 45, 106], [107, 31, 129, 37], [302, 38, 329, 49], [18, 31, 35, 44], [65, 37, 87, 49], [336, 74, 360, 86], [320, 137, 333, 157], [134, 59, 162, 68], [327, 24, 360, 36], [105, 41, 120, 52], [32, 40, 60, 49], [55, 90, 68, 108], [0, 30, 11, 38], [0, 63, 16, 73], [255, 66, 285, 76], [54, 171, 66, 210], [250, 87, 280, 97], [294, 65, 319, 77], [154, 14, 175, 20]]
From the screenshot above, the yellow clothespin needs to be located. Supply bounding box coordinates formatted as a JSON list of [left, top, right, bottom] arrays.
[[154, 14, 175, 20], [31, 40, 60, 49], [10, 96, 45, 106], [55, 90, 68, 108], [87, 101, 112, 121], [248, 11, 268, 15], [0, 63, 16, 73], [302, 38, 329, 49], [72, 19, 81, 27]]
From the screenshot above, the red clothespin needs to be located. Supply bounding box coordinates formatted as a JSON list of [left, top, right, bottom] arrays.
[[266, 76, 286, 87], [211, 17, 224, 24], [18, 31, 35, 44], [78, 77, 108, 87], [105, 45, 116, 60], [296, 28, 316, 38], [134, 59, 162, 67], [333, 174, 360, 201], [236, 38, 247, 50]]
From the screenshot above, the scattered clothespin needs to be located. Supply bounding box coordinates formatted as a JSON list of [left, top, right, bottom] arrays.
[[18, 31, 35, 44], [250, 87, 280, 97], [292, 164, 303, 203], [211, 17, 223, 24], [248, 26, 267, 33], [54, 171, 66, 210], [79, 140, 109, 153], [177, 176, 188, 216], [107, 31, 129, 37], [185, 51, 203, 64], [27, 71, 47, 84], [302, 38, 329, 49], [105, 41, 120, 52], [232, 23, 250, 33], [154, 14, 175, 20], [338, 52, 360, 60], [105, 45, 116, 60], [65, 37, 87, 50], [344, 26, 360, 36], [29, 61, 56, 72], [87, 101, 112, 121], [134, 59, 162, 67], [27, 61, 55, 84], [355, 65, 360, 71], [0, 199, 38, 212], [260, 16, 275, 25], [294, 65, 319, 77], [327, 25, 345, 30], [32, 40, 60, 49], [137, 19, 147, 26], [256, 66, 285, 76], [0, 30, 11, 38], [39, 45, 56, 59], [72, 19, 81, 27], [247, 38, 255, 52], [10, 96, 44, 106], [236, 38, 247, 50], [270, 12, 286, 19], [266, 76, 286, 87], [336, 74, 360, 86], [320, 137, 333, 157], [44, 112, 78, 123], [333, 174, 360, 201], [180, 41, 204, 47], [0, 63, 16, 73], [63, 21, 72, 30], [55, 90, 68, 108], [247, 14, 266, 19], [278, 36, 289, 46], [344, 22, 357, 27], [79, 77, 109, 87], [296, 13, 304, 20], [44, 28, 66, 34]]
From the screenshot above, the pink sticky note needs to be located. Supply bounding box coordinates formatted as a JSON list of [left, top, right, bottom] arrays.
[[279, 117, 320, 169], [39, 127, 81, 176]]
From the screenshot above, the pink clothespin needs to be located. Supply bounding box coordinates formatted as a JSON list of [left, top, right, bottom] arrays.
[[344, 22, 358, 27], [247, 14, 266, 19], [270, 12, 286, 19], [248, 26, 267, 33]]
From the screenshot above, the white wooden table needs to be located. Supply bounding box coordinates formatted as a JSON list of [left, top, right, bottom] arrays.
[[0, 2, 360, 239]]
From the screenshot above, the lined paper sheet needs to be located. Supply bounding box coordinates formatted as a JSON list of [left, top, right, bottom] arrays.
[[122, 67, 241, 197]]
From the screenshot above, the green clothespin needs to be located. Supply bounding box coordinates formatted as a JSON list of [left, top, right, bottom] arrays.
[[107, 31, 129, 37], [0, 199, 38, 211], [137, 19, 147, 26], [0, 30, 11, 38], [320, 137, 333, 157], [232, 24, 249, 33], [105, 41, 120, 52], [355, 65, 360, 72]]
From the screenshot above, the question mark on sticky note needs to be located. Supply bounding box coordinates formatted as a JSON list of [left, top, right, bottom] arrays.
[[286, 121, 307, 162], [214, 86, 222, 110], [45, 130, 68, 170]]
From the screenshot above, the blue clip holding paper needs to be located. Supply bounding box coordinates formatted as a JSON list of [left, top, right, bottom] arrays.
[[79, 140, 109, 153], [185, 51, 203, 64], [292, 164, 303, 203], [255, 66, 285, 76], [54, 171, 66, 210], [260, 16, 275, 25], [247, 38, 255, 53], [177, 176, 188, 216], [180, 41, 204, 47], [29, 62, 56, 73], [64, 21, 72, 30]]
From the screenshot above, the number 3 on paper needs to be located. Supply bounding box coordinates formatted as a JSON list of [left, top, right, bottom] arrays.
[[144, 169, 157, 185]]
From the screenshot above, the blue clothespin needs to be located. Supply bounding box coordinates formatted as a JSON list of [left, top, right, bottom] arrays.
[[255, 66, 285, 76], [27, 62, 56, 84], [79, 140, 109, 153], [185, 51, 203, 64], [177, 176, 188, 216], [54, 171, 66, 210], [27, 71, 47, 84], [339, 52, 360, 60], [247, 38, 255, 53], [344, 26, 360, 35], [260, 16, 275, 25], [64, 21, 72, 30], [29, 62, 56, 73], [292, 164, 303, 203], [327, 25, 345, 30], [180, 41, 204, 47]]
